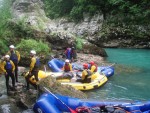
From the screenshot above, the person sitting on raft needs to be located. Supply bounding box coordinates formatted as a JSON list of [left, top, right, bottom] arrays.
[[57, 59, 74, 79], [63, 59, 72, 72], [76, 63, 92, 83], [89, 61, 98, 73]]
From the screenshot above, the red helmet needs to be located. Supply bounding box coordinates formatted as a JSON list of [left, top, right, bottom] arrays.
[[83, 63, 88, 69], [90, 61, 95, 65]]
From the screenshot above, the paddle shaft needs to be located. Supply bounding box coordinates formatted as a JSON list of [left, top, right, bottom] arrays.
[[44, 87, 75, 112], [101, 63, 115, 72], [44, 65, 47, 75]]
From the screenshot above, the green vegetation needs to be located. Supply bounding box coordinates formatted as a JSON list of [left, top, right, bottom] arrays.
[[0, 0, 11, 54], [44, 0, 150, 24], [75, 37, 83, 50], [0, 0, 11, 37], [0, 40, 9, 55], [0, 0, 52, 59], [43, 0, 150, 40], [16, 39, 50, 56]]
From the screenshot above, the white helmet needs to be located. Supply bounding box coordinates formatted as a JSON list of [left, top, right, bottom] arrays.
[[65, 59, 69, 63], [5, 55, 10, 58], [9, 45, 15, 49], [30, 50, 36, 55]]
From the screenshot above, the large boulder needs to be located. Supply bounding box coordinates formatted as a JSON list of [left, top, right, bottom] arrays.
[[11, 0, 76, 46], [38, 76, 87, 99], [82, 44, 107, 57]]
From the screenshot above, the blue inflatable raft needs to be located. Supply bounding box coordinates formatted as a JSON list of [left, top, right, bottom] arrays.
[[33, 93, 150, 113], [48, 58, 114, 77]]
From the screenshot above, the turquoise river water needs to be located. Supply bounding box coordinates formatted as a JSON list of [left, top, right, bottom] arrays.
[[88, 48, 150, 101]]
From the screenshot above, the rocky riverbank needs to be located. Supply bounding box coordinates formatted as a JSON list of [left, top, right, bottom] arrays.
[[0, 52, 109, 112]]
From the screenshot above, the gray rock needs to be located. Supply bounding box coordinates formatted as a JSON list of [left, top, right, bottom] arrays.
[[11, 0, 104, 47]]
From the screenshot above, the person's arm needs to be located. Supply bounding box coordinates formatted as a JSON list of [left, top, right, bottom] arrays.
[[29, 57, 36, 72], [16, 51, 21, 62], [90, 65, 96, 73], [1, 61, 6, 73], [10, 60, 15, 72], [70, 64, 72, 71], [82, 70, 87, 80]]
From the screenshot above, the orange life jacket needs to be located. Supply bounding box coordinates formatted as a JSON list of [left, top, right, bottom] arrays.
[[64, 64, 71, 72]]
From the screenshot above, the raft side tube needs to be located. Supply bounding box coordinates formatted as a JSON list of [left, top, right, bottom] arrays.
[[48, 58, 64, 72]]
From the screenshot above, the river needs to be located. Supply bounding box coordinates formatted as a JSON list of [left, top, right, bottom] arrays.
[[87, 48, 150, 101]]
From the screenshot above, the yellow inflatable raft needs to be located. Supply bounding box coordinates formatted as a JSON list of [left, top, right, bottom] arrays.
[[24, 70, 63, 84], [57, 72, 108, 91]]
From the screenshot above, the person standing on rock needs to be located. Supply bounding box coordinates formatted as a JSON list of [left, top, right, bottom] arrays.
[[1, 55, 16, 94], [65, 46, 77, 62], [64, 47, 72, 60], [7, 45, 20, 83], [26, 50, 40, 90]]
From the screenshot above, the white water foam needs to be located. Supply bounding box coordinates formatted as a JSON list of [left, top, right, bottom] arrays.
[[1, 104, 10, 113], [114, 84, 128, 90]]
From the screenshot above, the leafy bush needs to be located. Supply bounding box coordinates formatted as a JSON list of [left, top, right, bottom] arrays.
[[16, 39, 50, 56], [0, 40, 9, 55], [76, 37, 83, 50], [0, 0, 11, 39], [44, 0, 150, 24]]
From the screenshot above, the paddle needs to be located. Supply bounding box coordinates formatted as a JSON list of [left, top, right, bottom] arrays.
[[44, 87, 77, 113], [100, 63, 116, 72], [44, 65, 47, 75]]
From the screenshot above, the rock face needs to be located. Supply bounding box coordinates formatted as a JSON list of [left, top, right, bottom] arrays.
[[48, 14, 103, 39], [94, 25, 150, 48], [11, 0, 150, 49], [11, 0, 107, 57], [11, 0, 75, 45]]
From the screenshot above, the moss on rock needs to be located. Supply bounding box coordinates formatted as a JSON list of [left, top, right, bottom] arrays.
[[38, 76, 87, 99]]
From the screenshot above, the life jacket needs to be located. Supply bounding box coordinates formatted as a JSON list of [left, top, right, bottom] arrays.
[[5, 61, 12, 70], [93, 64, 98, 72], [82, 69, 92, 83], [10, 51, 18, 64], [89, 64, 98, 72], [64, 64, 71, 72], [66, 48, 71, 59], [34, 57, 40, 69]]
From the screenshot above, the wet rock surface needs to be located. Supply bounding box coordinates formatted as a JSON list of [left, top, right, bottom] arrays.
[[38, 76, 87, 99]]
